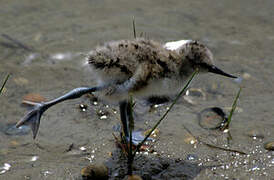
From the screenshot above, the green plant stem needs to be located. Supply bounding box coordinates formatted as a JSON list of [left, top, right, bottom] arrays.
[[133, 70, 198, 156], [225, 87, 241, 129], [0, 74, 10, 95]]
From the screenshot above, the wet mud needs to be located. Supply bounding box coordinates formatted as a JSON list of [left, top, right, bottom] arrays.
[[1, 0, 274, 179]]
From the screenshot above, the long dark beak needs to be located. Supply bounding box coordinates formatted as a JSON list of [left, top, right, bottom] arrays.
[[208, 65, 237, 78]]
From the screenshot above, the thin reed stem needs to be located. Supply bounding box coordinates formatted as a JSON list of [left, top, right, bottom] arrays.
[[132, 17, 136, 39], [0, 74, 10, 95], [133, 70, 198, 156]]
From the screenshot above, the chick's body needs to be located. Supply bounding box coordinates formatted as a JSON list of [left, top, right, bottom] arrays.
[[88, 38, 191, 102]]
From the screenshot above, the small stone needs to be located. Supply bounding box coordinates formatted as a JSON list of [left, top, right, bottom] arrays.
[[107, 152, 112, 157], [246, 130, 264, 139], [186, 154, 198, 161], [81, 164, 108, 180], [93, 101, 98, 105], [42, 170, 52, 177], [30, 156, 39, 162], [79, 146, 86, 151], [96, 109, 110, 117], [264, 142, 274, 151], [242, 72, 251, 80], [143, 128, 160, 138], [79, 104, 88, 112], [100, 115, 107, 119], [184, 134, 197, 145]]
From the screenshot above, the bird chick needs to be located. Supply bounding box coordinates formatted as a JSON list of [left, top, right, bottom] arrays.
[[16, 38, 236, 142]]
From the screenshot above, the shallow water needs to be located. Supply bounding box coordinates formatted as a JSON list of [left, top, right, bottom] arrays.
[[1, 0, 274, 179]]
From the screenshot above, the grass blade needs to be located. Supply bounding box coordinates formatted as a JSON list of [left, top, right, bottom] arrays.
[[0, 74, 10, 95], [222, 87, 241, 130], [133, 70, 198, 156], [132, 17, 136, 39]]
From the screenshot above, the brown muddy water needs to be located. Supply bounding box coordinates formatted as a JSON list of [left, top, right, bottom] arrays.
[[0, 0, 274, 179]]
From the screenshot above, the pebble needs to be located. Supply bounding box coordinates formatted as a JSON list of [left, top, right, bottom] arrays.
[[264, 142, 274, 151], [79, 104, 88, 112], [143, 128, 160, 138], [81, 164, 108, 180], [96, 109, 110, 117], [186, 154, 198, 161], [30, 156, 39, 162], [246, 130, 264, 139], [242, 72, 251, 80], [100, 115, 108, 120], [184, 134, 197, 145]]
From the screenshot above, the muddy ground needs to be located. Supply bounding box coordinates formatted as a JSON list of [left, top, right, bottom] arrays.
[[0, 0, 273, 179]]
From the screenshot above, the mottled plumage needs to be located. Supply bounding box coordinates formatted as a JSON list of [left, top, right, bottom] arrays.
[[87, 38, 230, 103], [16, 38, 236, 142]]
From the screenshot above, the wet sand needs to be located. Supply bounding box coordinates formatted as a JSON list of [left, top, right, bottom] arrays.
[[0, 0, 274, 179]]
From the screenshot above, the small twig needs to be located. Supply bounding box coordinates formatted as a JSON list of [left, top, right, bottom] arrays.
[[182, 124, 197, 139], [1, 33, 51, 61], [132, 17, 136, 39], [181, 125, 246, 155], [0, 74, 10, 95], [1, 34, 33, 52], [0, 41, 19, 49], [64, 143, 74, 152], [202, 141, 246, 155]]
